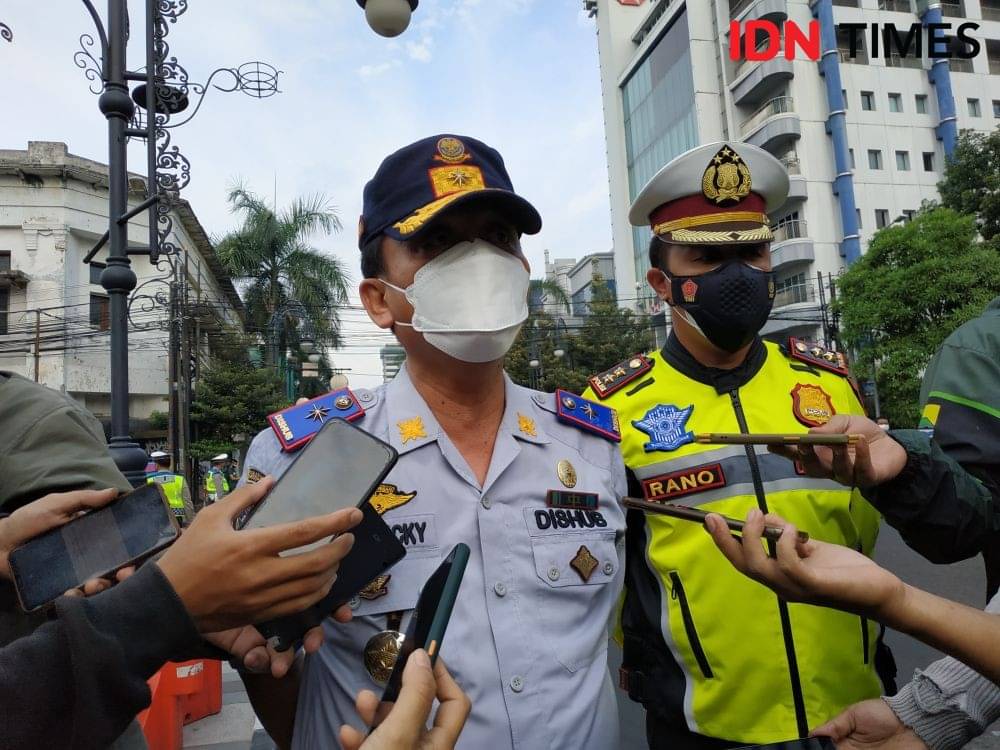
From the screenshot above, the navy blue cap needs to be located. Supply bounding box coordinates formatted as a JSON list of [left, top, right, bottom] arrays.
[[358, 134, 542, 249]]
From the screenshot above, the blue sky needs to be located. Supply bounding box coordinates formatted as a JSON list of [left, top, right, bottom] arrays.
[[2, 0, 612, 386]]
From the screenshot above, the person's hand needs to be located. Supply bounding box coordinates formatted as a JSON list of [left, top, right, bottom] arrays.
[[705, 509, 906, 621], [156, 476, 362, 633], [63, 565, 135, 599], [767, 415, 908, 488], [0, 488, 120, 581], [812, 699, 927, 749], [339, 649, 470, 750]]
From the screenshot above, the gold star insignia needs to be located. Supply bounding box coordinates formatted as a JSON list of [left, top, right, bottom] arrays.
[[307, 405, 331, 423], [518, 413, 536, 437], [713, 155, 723, 164], [398, 417, 428, 444]]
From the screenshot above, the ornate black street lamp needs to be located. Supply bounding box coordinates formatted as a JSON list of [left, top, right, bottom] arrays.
[[357, 0, 419, 37]]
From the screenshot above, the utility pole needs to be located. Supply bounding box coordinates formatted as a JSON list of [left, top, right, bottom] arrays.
[[33, 309, 40, 382]]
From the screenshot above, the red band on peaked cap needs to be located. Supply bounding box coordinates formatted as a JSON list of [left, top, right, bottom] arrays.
[[648, 192, 767, 230]]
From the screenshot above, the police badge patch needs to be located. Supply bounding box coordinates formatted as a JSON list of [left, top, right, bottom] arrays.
[[632, 404, 695, 452], [790, 384, 836, 428]]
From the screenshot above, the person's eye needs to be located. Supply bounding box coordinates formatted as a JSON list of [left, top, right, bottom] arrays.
[[487, 224, 517, 250], [418, 230, 454, 254]]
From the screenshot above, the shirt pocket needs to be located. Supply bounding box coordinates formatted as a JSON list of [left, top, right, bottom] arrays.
[[528, 531, 619, 673]]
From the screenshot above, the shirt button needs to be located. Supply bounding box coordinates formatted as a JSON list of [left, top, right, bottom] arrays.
[[510, 675, 524, 692], [603, 562, 615, 576], [494, 582, 507, 597], [348, 596, 361, 610], [481, 496, 492, 510], [547, 566, 560, 581]]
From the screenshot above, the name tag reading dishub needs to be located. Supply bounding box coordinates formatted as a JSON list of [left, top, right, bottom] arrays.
[[267, 388, 365, 452]]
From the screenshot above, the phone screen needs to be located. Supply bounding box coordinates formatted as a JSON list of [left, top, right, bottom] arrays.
[[9, 484, 178, 611], [239, 419, 397, 555]]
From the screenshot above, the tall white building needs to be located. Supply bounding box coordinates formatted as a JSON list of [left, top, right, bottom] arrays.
[[0, 142, 245, 437], [587, 0, 1000, 341]]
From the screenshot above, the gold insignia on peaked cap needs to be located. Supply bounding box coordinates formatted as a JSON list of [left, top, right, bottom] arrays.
[[702, 146, 752, 206], [434, 136, 471, 164], [397, 416, 428, 444], [369, 483, 417, 515]]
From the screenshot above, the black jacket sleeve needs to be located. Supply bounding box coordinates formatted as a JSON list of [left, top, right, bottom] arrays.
[[0, 563, 203, 750], [865, 429, 999, 565]]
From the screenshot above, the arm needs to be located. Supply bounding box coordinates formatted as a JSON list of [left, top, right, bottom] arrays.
[[705, 510, 1000, 682], [181, 480, 195, 525]]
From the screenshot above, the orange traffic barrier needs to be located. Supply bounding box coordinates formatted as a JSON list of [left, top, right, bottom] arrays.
[[137, 659, 223, 750]]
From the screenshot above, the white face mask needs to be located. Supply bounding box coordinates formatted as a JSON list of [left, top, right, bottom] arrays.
[[382, 239, 530, 363]]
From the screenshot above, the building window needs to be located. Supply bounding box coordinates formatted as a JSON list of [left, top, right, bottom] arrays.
[[888, 92, 903, 112], [0, 251, 10, 272], [0, 288, 7, 336], [842, 89, 848, 108], [775, 272, 809, 305], [868, 149, 883, 170], [875, 209, 890, 228], [896, 150, 911, 170], [923, 151, 935, 171], [915, 94, 928, 114], [856, 208, 863, 228], [903, 209, 917, 221], [969, 98, 982, 117], [994, 100, 1000, 118], [861, 91, 876, 111], [89, 294, 110, 331], [89, 262, 105, 285], [849, 148, 856, 168]]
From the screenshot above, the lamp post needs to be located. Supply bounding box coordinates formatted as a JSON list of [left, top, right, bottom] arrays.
[[357, 0, 419, 37], [269, 300, 317, 399]]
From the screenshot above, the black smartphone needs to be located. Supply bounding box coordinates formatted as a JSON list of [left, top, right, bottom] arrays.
[[373, 543, 470, 726], [238, 418, 407, 650], [623, 497, 810, 543], [732, 739, 834, 750], [8, 484, 179, 612], [695, 433, 860, 447]]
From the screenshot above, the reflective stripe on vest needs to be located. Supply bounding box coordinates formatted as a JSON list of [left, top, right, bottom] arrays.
[[584, 341, 884, 744]]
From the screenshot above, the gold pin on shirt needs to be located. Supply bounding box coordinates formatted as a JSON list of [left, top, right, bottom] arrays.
[[557, 459, 577, 488]]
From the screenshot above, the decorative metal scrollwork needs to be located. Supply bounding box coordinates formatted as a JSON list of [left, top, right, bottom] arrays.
[[75, 33, 104, 94], [1, 22, 13, 43]]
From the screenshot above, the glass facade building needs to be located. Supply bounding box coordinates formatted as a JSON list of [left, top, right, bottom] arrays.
[[622, 8, 697, 289]]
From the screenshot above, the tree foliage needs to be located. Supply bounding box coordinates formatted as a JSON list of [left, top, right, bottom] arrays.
[[506, 275, 653, 393], [190, 361, 289, 461], [938, 128, 1000, 242], [834, 207, 1000, 426], [215, 185, 350, 363]]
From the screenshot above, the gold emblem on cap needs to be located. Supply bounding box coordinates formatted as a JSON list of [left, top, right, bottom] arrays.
[[570, 545, 599, 583], [364, 629, 404, 686], [434, 137, 471, 164], [557, 459, 577, 489], [518, 413, 537, 437], [702, 146, 752, 206]]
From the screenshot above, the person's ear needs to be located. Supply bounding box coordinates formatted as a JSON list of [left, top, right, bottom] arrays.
[[359, 279, 394, 330], [647, 266, 673, 305]]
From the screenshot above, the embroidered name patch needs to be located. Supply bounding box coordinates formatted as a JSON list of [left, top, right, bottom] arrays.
[[641, 463, 727, 502]]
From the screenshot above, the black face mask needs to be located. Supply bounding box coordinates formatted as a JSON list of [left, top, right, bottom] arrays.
[[665, 261, 776, 353]]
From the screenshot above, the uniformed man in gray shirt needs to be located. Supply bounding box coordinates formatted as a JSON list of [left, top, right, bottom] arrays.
[[240, 135, 628, 749]]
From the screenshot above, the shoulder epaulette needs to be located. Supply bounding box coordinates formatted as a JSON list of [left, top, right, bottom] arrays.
[[554, 389, 621, 442], [587, 354, 654, 400], [267, 387, 366, 452], [786, 337, 850, 377]]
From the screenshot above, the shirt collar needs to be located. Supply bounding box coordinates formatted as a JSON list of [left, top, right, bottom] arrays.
[[500, 373, 550, 445], [660, 332, 767, 394]]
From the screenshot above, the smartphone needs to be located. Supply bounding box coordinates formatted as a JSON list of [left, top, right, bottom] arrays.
[[732, 739, 834, 750], [238, 418, 407, 650], [623, 497, 809, 543], [8, 484, 179, 612], [373, 543, 471, 725], [695, 433, 861, 446]]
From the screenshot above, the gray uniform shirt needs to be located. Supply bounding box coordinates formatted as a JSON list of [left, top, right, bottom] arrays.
[[240, 366, 627, 749]]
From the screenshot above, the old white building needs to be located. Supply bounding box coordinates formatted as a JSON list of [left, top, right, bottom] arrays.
[[0, 141, 244, 436], [587, 0, 1000, 342]]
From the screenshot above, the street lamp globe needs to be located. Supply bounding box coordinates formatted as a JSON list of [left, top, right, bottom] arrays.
[[300, 339, 315, 353], [553, 348, 565, 359], [308, 353, 322, 364], [529, 359, 540, 369], [357, 0, 418, 37]]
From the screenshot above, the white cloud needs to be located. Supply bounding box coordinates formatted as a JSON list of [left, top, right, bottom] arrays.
[[358, 61, 398, 78], [405, 36, 434, 63]]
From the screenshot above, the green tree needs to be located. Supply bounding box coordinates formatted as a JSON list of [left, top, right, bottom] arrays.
[[938, 127, 1000, 242], [506, 275, 653, 393], [215, 185, 351, 364], [835, 207, 1000, 426], [189, 360, 290, 461]]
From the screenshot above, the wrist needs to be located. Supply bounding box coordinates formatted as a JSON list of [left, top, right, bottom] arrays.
[[875, 579, 915, 629]]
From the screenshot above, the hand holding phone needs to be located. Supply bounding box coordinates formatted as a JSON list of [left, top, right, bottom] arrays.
[[624, 497, 809, 543]]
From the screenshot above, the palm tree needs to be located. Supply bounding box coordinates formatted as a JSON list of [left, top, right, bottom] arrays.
[[215, 184, 350, 365]]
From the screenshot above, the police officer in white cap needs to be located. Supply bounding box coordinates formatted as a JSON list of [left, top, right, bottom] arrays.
[[584, 142, 891, 748], [205, 454, 231, 503], [146, 450, 194, 525]]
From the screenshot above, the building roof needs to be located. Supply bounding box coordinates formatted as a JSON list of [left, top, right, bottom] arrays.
[[0, 141, 245, 320]]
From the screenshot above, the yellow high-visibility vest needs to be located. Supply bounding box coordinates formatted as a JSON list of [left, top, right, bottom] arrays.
[[146, 472, 186, 519], [584, 340, 884, 744], [205, 470, 229, 496]]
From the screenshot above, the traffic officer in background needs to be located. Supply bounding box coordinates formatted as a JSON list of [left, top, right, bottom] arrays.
[[239, 135, 628, 750], [584, 142, 889, 748], [205, 454, 231, 503], [146, 450, 194, 526]]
